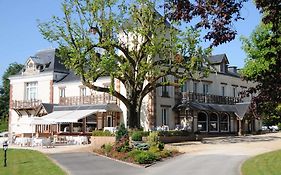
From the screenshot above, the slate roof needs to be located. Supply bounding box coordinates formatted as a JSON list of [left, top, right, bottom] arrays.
[[56, 71, 81, 83], [41, 103, 57, 113], [207, 54, 229, 64]]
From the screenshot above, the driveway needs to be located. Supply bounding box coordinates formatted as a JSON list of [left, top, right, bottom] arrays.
[[49, 153, 145, 175], [49, 133, 281, 175]]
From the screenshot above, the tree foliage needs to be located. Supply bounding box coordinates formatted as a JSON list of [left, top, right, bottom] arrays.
[[164, 0, 247, 47], [0, 63, 24, 120], [39, 0, 214, 128], [241, 0, 281, 120], [38, 0, 246, 128]]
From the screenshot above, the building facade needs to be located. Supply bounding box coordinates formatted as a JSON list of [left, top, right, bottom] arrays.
[[8, 49, 261, 136]]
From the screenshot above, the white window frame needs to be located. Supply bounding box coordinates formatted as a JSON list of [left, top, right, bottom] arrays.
[[233, 86, 237, 97], [220, 113, 229, 132], [221, 86, 225, 96], [25, 82, 38, 100], [197, 112, 208, 132], [193, 82, 198, 93], [59, 87, 66, 98], [209, 113, 219, 132], [161, 107, 169, 125], [80, 87, 87, 97], [161, 77, 169, 97], [203, 84, 209, 95]]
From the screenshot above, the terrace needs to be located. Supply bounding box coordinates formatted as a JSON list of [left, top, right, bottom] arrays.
[[11, 100, 42, 109], [59, 93, 117, 106], [177, 92, 241, 105]]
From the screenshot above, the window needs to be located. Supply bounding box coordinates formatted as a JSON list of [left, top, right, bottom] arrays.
[[107, 116, 113, 127], [59, 88, 65, 98], [193, 82, 198, 93], [209, 113, 219, 132], [233, 87, 237, 97], [161, 77, 169, 97], [220, 113, 229, 132], [197, 112, 207, 132], [221, 86, 225, 96], [161, 108, 169, 125], [203, 84, 209, 95], [25, 82, 38, 100], [80, 87, 86, 96], [181, 83, 187, 92]]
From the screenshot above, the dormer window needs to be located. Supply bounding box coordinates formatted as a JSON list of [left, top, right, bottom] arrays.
[[28, 62, 34, 69]]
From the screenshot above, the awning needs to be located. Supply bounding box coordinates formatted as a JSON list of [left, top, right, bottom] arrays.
[[56, 109, 102, 123], [234, 102, 251, 120], [42, 103, 122, 123], [174, 102, 250, 115], [42, 110, 73, 122]]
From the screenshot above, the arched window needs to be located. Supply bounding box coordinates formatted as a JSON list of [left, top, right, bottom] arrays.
[[198, 112, 207, 132], [209, 113, 219, 132], [220, 113, 229, 132]]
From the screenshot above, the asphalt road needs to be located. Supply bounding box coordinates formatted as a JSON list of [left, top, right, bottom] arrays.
[[49, 152, 248, 175]]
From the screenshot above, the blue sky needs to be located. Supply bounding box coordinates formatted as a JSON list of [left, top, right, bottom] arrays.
[[0, 1, 261, 83]]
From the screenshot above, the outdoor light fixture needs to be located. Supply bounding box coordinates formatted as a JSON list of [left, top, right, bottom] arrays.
[[3, 141, 8, 167]]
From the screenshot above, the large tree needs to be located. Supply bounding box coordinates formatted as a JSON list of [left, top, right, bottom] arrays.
[[241, 0, 281, 120], [0, 63, 24, 121], [39, 0, 244, 128]]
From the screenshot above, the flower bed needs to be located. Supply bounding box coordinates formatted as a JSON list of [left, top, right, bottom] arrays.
[[92, 128, 181, 166]]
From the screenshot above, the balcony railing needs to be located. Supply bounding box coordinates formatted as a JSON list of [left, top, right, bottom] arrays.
[[12, 100, 42, 109], [178, 92, 241, 105], [59, 93, 117, 106]]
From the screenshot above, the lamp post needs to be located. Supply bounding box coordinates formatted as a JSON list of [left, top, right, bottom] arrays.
[[3, 141, 8, 167]]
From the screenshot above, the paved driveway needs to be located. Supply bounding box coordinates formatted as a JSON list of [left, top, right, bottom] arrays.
[[49, 133, 281, 175], [50, 152, 247, 175], [49, 153, 145, 175]]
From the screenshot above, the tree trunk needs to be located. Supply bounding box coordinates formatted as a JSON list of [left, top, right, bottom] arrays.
[[127, 103, 140, 129]]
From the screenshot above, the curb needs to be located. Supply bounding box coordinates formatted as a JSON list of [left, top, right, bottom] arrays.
[[91, 152, 145, 168]]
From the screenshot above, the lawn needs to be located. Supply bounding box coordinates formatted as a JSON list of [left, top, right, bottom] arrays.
[[0, 149, 66, 175], [242, 149, 281, 175]]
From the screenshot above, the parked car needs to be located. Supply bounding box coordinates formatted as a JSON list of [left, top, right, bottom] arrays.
[[269, 126, 279, 132], [261, 126, 269, 131]]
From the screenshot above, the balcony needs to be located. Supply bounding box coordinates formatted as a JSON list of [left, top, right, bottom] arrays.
[[178, 92, 241, 105], [11, 100, 42, 109], [59, 93, 117, 106]]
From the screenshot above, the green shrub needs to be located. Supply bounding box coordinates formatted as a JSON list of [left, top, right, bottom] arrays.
[[116, 123, 128, 141], [149, 145, 159, 153], [131, 131, 143, 141], [92, 130, 114, 136], [158, 130, 190, 137], [278, 123, 281, 130], [158, 142, 165, 151], [102, 144, 113, 154], [128, 149, 143, 158], [113, 135, 131, 152], [134, 151, 157, 164], [159, 150, 172, 158], [147, 131, 159, 147]]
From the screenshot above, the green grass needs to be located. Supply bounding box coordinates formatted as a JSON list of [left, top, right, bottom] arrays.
[[0, 149, 67, 175], [242, 149, 281, 175]]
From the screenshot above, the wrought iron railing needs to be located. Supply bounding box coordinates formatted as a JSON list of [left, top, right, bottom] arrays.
[[178, 92, 241, 105]]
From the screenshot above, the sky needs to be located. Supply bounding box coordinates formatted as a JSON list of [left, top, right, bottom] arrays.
[[0, 1, 261, 84]]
